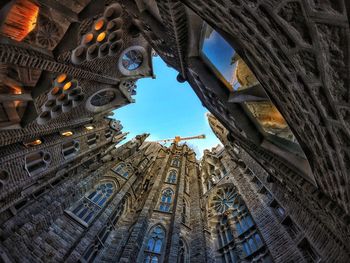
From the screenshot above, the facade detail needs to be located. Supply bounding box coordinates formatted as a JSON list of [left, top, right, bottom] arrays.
[[0, 1, 349, 263]]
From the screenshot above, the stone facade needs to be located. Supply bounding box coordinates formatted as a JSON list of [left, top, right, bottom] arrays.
[[207, 114, 350, 263], [0, 0, 349, 263]]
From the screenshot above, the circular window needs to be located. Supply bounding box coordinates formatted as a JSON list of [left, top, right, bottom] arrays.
[[90, 90, 116, 106], [211, 186, 237, 214], [121, 49, 143, 70]]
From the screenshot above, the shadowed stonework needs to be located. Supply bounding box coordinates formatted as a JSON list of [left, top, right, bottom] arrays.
[[0, 0, 349, 262]]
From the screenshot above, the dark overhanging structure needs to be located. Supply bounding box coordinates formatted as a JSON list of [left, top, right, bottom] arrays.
[[0, 0, 349, 262]]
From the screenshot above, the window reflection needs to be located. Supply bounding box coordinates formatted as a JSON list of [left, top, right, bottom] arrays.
[[244, 101, 297, 143], [201, 24, 238, 91], [159, 189, 173, 212]]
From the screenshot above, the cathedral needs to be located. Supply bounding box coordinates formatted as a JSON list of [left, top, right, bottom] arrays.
[[0, 0, 349, 262]]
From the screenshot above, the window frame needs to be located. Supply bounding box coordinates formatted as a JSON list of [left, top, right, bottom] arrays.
[[198, 22, 314, 184], [158, 188, 174, 212], [144, 225, 166, 263], [66, 181, 116, 227]]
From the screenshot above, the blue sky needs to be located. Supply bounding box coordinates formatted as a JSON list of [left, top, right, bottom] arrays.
[[113, 56, 221, 158], [202, 28, 235, 85]]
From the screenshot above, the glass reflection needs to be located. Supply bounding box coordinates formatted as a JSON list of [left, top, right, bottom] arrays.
[[201, 25, 238, 91], [245, 101, 297, 142], [202, 25, 261, 91]]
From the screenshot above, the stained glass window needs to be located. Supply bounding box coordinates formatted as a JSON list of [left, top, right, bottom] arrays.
[[159, 189, 173, 212], [167, 170, 177, 184], [171, 158, 180, 167], [144, 226, 165, 263], [122, 49, 143, 70], [112, 162, 130, 178], [211, 186, 237, 213], [68, 182, 115, 225]]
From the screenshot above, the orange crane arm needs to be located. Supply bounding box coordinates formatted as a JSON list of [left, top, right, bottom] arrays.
[[156, 134, 206, 144]]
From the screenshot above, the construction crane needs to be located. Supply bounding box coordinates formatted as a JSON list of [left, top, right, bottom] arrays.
[[156, 134, 206, 144]]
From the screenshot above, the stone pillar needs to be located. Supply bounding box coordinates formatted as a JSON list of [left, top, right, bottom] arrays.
[[189, 163, 214, 263]]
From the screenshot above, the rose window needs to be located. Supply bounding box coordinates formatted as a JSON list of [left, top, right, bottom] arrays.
[[121, 49, 143, 70]]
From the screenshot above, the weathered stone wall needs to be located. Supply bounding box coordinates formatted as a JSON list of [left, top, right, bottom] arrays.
[[208, 115, 350, 262]]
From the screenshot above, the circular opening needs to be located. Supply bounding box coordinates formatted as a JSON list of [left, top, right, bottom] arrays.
[[84, 33, 94, 44], [109, 30, 122, 42], [121, 49, 143, 70], [110, 41, 122, 52], [90, 90, 116, 107], [88, 44, 98, 55], [70, 88, 80, 96], [63, 100, 72, 106], [74, 142, 80, 149], [75, 46, 85, 57], [100, 43, 109, 53], [107, 18, 123, 31], [57, 94, 66, 101], [57, 74, 67, 83], [104, 5, 122, 20], [0, 170, 9, 181], [45, 100, 55, 108], [63, 82, 72, 91], [52, 105, 61, 112], [97, 32, 107, 42], [51, 87, 61, 96], [94, 19, 104, 31], [40, 111, 51, 120], [43, 154, 51, 162]]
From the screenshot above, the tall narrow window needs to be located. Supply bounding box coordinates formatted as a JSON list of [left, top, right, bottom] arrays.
[[159, 189, 173, 212], [144, 226, 165, 263], [171, 157, 180, 167], [178, 239, 189, 263], [282, 216, 300, 239], [298, 238, 320, 262], [167, 170, 177, 184], [67, 182, 115, 226], [181, 199, 189, 225], [271, 200, 285, 219], [184, 177, 190, 193]]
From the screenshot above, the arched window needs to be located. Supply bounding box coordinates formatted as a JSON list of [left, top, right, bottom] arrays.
[[159, 189, 173, 212], [81, 196, 128, 262], [171, 157, 180, 167], [68, 182, 115, 226], [184, 177, 189, 193], [167, 170, 177, 184], [178, 239, 189, 263], [112, 162, 130, 178], [181, 199, 189, 225], [144, 226, 165, 263]]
